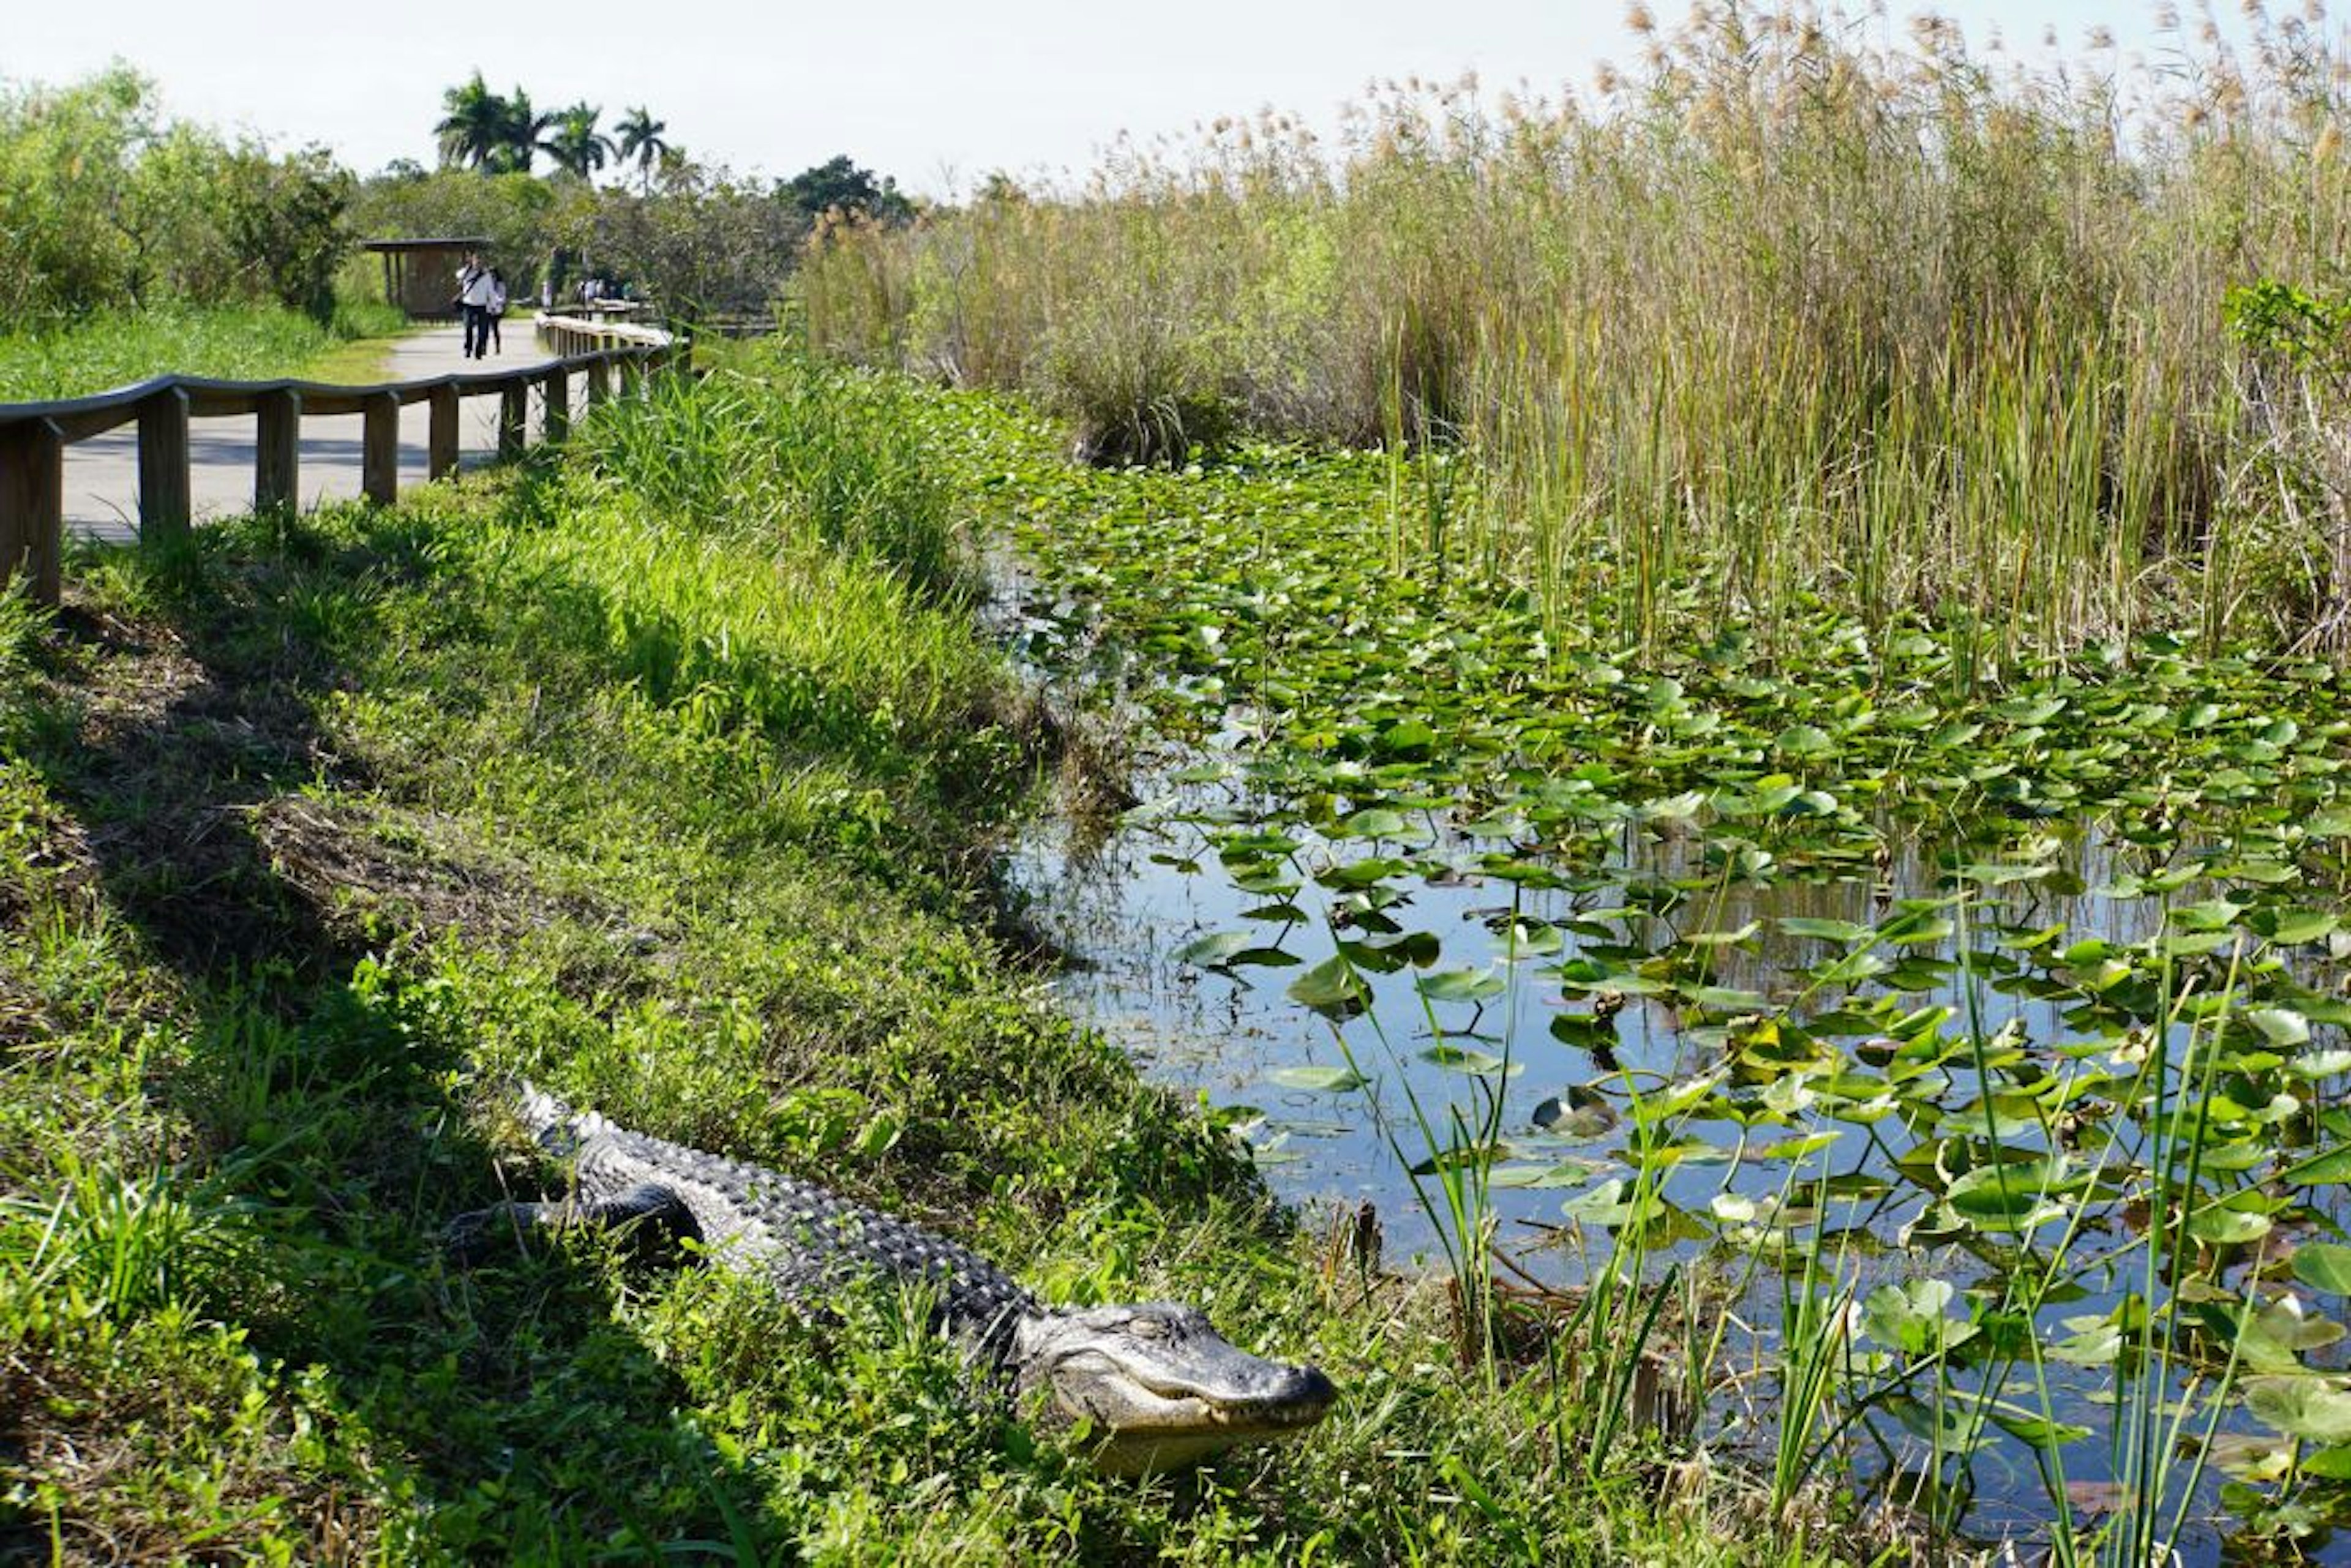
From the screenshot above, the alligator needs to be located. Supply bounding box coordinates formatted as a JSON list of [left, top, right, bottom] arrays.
[[446, 1084, 1338, 1472]]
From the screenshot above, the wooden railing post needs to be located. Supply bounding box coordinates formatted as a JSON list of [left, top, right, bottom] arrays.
[[498, 380, 528, 460], [137, 386, 192, 541], [586, 357, 612, 406], [256, 389, 300, 511], [362, 391, 400, 505], [0, 418, 64, 605], [543, 367, 569, 445], [428, 385, 460, 479]]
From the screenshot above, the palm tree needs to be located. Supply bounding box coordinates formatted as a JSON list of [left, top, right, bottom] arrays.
[[541, 103, 615, 182], [491, 86, 551, 174], [614, 107, 669, 192], [434, 73, 509, 170]]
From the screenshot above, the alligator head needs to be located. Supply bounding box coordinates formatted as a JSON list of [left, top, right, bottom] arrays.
[[1011, 1302, 1337, 1474]]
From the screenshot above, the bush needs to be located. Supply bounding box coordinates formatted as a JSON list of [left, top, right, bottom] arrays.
[[0, 69, 352, 324]]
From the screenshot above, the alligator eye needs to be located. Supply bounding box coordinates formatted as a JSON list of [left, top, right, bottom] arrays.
[[1128, 1318, 1169, 1340]]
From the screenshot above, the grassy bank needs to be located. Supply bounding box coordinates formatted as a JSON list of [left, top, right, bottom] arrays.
[[800, 3, 2351, 651], [0, 353, 1815, 1563], [0, 299, 411, 401]]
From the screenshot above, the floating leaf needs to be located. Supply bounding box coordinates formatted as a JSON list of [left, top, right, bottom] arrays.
[[1407, 1142, 1502, 1177], [2295, 1244, 2351, 1296], [1418, 967, 1509, 1004], [1286, 956, 1366, 1016], [1177, 931, 1254, 967], [2288, 1051, 2351, 1081], [2186, 1204, 2275, 1245], [1532, 1086, 1619, 1139], [1778, 917, 1872, 945], [1861, 1279, 1975, 1357], [1266, 1065, 1370, 1093], [1487, 1159, 1607, 1188], [2247, 1008, 2312, 1048], [1318, 857, 1412, 890], [1422, 1044, 1520, 1077], [1944, 1159, 2075, 1231], [2048, 1323, 2123, 1367], [2284, 1146, 2351, 1185], [2247, 1377, 2351, 1444], [1776, 724, 1835, 757], [2268, 910, 2339, 945], [1990, 1409, 2091, 1447]]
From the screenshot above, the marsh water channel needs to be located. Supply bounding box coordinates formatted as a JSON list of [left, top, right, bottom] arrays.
[[991, 563, 2351, 1562]]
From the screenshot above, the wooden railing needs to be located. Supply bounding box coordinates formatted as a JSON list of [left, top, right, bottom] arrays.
[[0, 313, 677, 606]]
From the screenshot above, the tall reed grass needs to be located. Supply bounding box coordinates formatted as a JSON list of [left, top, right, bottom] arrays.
[[801, 1, 2351, 648]]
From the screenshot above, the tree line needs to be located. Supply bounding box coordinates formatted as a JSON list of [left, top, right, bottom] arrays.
[[364, 77, 919, 315], [0, 63, 929, 332], [424, 75, 913, 224]]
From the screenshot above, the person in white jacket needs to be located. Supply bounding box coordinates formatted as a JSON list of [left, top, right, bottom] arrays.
[[457, 256, 498, 359], [484, 269, 510, 354]]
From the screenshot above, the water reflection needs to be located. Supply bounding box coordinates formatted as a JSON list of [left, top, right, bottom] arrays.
[[1011, 735, 2351, 1565]]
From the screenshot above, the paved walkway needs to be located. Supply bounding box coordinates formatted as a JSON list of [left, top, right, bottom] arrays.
[[66, 324, 577, 544]]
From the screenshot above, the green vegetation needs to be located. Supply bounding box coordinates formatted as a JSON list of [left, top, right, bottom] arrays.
[[0, 301, 411, 402], [1, 68, 354, 326], [932, 381, 2351, 1560], [19, 7, 2351, 1558], [0, 352, 1814, 1563], [0, 65, 412, 399], [802, 4, 2351, 650]]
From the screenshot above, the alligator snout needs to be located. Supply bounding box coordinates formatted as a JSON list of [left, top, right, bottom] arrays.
[[1261, 1362, 1338, 1425]]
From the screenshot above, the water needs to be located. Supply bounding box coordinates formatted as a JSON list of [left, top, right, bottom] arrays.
[[1001, 626, 2351, 1563]]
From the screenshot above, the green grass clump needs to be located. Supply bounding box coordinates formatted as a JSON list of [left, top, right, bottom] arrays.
[[0, 300, 411, 401], [0, 350, 1824, 1564]]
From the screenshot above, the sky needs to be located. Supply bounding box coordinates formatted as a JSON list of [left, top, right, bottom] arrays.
[[2, 1, 2237, 197]]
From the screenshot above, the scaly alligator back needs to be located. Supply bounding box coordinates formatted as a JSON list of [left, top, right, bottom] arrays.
[[509, 1081, 1038, 1363]]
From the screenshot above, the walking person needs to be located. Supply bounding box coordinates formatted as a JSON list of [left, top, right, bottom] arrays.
[[486, 268, 509, 355], [453, 252, 483, 355], [457, 257, 498, 359]]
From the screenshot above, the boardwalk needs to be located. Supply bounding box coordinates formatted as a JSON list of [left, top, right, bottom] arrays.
[[64, 324, 574, 544]]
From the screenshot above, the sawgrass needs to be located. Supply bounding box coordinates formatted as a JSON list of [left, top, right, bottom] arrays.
[[0, 352, 1832, 1564], [800, 2, 2351, 651]]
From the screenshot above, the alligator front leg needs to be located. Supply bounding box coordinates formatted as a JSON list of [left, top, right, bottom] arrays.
[[446, 1180, 699, 1264]]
